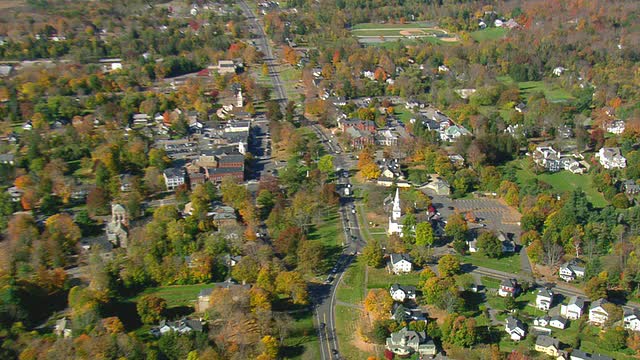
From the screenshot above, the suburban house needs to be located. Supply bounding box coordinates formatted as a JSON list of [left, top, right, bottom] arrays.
[[588, 299, 609, 326], [54, 318, 72, 338], [498, 278, 519, 297], [345, 126, 375, 150], [163, 167, 186, 191], [536, 288, 554, 311], [505, 316, 526, 341], [499, 231, 516, 253], [514, 102, 527, 113], [423, 175, 451, 196], [390, 284, 417, 302], [391, 303, 427, 322], [532, 146, 585, 174], [535, 335, 561, 357], [215, 60, 237, 75], [559, 260, 585, 282], [389, 253, 413, 274], [150, 318, 204, 336], [623, 307, 640, 332], [440, 124, 471, 142], [385, 327, 437, 357], [550, 316, 568, 330], [623, 179, 640, 197], [596, 147, 626, 169], [605, 119, 625, 135], [570, 349, 613, 360], [533, 316, 550, 327], [0, 153, 15, 165], [561, 296, 587, 320]]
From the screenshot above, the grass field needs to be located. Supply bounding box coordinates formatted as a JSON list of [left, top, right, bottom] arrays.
[[512, 159, 608, 207], [366, 267, 422, 290], [131, 283, 216, 308], [351, 22, 436, 30], [281, 311, 321, 359], [336, 257, 366, 305], [334, 305, 371, 360], [461, 252, 522, 274], [307, 208, 344, 248], [469, 27, 508, 41], [498, 75, 574, 102]]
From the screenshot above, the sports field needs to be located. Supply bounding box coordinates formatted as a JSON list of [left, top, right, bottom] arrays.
[[351, 22, 458, 44]]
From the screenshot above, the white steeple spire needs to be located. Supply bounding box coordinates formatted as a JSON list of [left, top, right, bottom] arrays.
[[392, 188, 402, 221]]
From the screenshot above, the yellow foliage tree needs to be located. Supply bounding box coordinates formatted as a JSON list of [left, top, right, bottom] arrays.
[[364, 289, 393, 321]]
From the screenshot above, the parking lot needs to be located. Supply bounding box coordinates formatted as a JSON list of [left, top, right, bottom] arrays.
[[430, 193, 522, 240]]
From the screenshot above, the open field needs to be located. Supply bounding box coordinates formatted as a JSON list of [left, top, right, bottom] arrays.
[[351, 23, 457, 44], [461, 252, 521, 274], [281, 311, 321, 360], [469, 27, 508, 41], [336, 257, 366, 305], [131, 283, 215, 308], [498, 75, 574, 102], [511, 159, 607, 207]]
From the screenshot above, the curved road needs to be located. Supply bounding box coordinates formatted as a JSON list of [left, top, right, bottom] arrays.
[[237, 2, 355, 359]]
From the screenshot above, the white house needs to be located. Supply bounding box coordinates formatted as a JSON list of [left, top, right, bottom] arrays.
[[386, 327, 437, 357], [505, 316, 526, 341], [54, 318, 72, 338], [389, 253, 413, 274], [605, 120, 625, 135], [596, 147, 626, 169], [536, 289, 554, 311], [533, 316, 550, 327], [559, 260, 585, 282], [549, 316, 568, 330], [390, 284, 417, 302], [163, 167, 186, 191], [623, 308, 640, 332], [588, 299, 609, 326], [553, 67, 566, 76], [561, 296, 587, 320]]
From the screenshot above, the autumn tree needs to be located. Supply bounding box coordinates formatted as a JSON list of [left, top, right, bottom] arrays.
[[136, 295, 167, 324], [43, 213, 81, 267], [438, 255, 461, 277], [275, 271, 308, 305], [415, 222, 434, 247], [477, 231, 502, 258], [362, 238, 384, 267], [364, 289, 394, 321]]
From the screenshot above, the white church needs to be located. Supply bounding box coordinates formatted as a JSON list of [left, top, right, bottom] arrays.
[[387, 189, 404, 236]]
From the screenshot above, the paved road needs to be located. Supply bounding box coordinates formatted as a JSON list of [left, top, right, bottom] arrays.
[[237, 3, 356, 358], [311, 129, 364, 360], [238, 0, 287, 105]]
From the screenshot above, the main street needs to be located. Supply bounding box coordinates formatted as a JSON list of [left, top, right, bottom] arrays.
[[237, 2, 357, 358]]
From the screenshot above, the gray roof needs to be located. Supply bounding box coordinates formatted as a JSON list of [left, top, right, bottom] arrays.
[[163, 167, 184, 178], [590, 298, 608, 310], [550, 315, 568, 325], [501, 278, 517, 288], [569, 296, 587, 308], [390, 283, 416, 295], [390, 253, 412, 265], [505, 316, 524, 331], [571, 349, 613, 360], [538, 288, 553, 298], [535, 335, 559, 348]]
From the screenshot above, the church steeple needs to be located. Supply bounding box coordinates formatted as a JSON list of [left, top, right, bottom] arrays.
[[392, 188, 402, 220]]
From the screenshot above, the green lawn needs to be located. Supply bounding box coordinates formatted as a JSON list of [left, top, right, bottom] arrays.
[[497, 75, 573, 102], [334, 305, 372, 360], [469, 27, 508, 41], [351, 22, 436, 30], [307, 208, 344, 248], [131, 283, 216, 308], [281, 311, 321, 360], [366, 267, 422, 290], [394, 105, 414, 124], [461, 252, 522, 274], [512, 159, 608, 207], [336, 257, 366, 305]]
